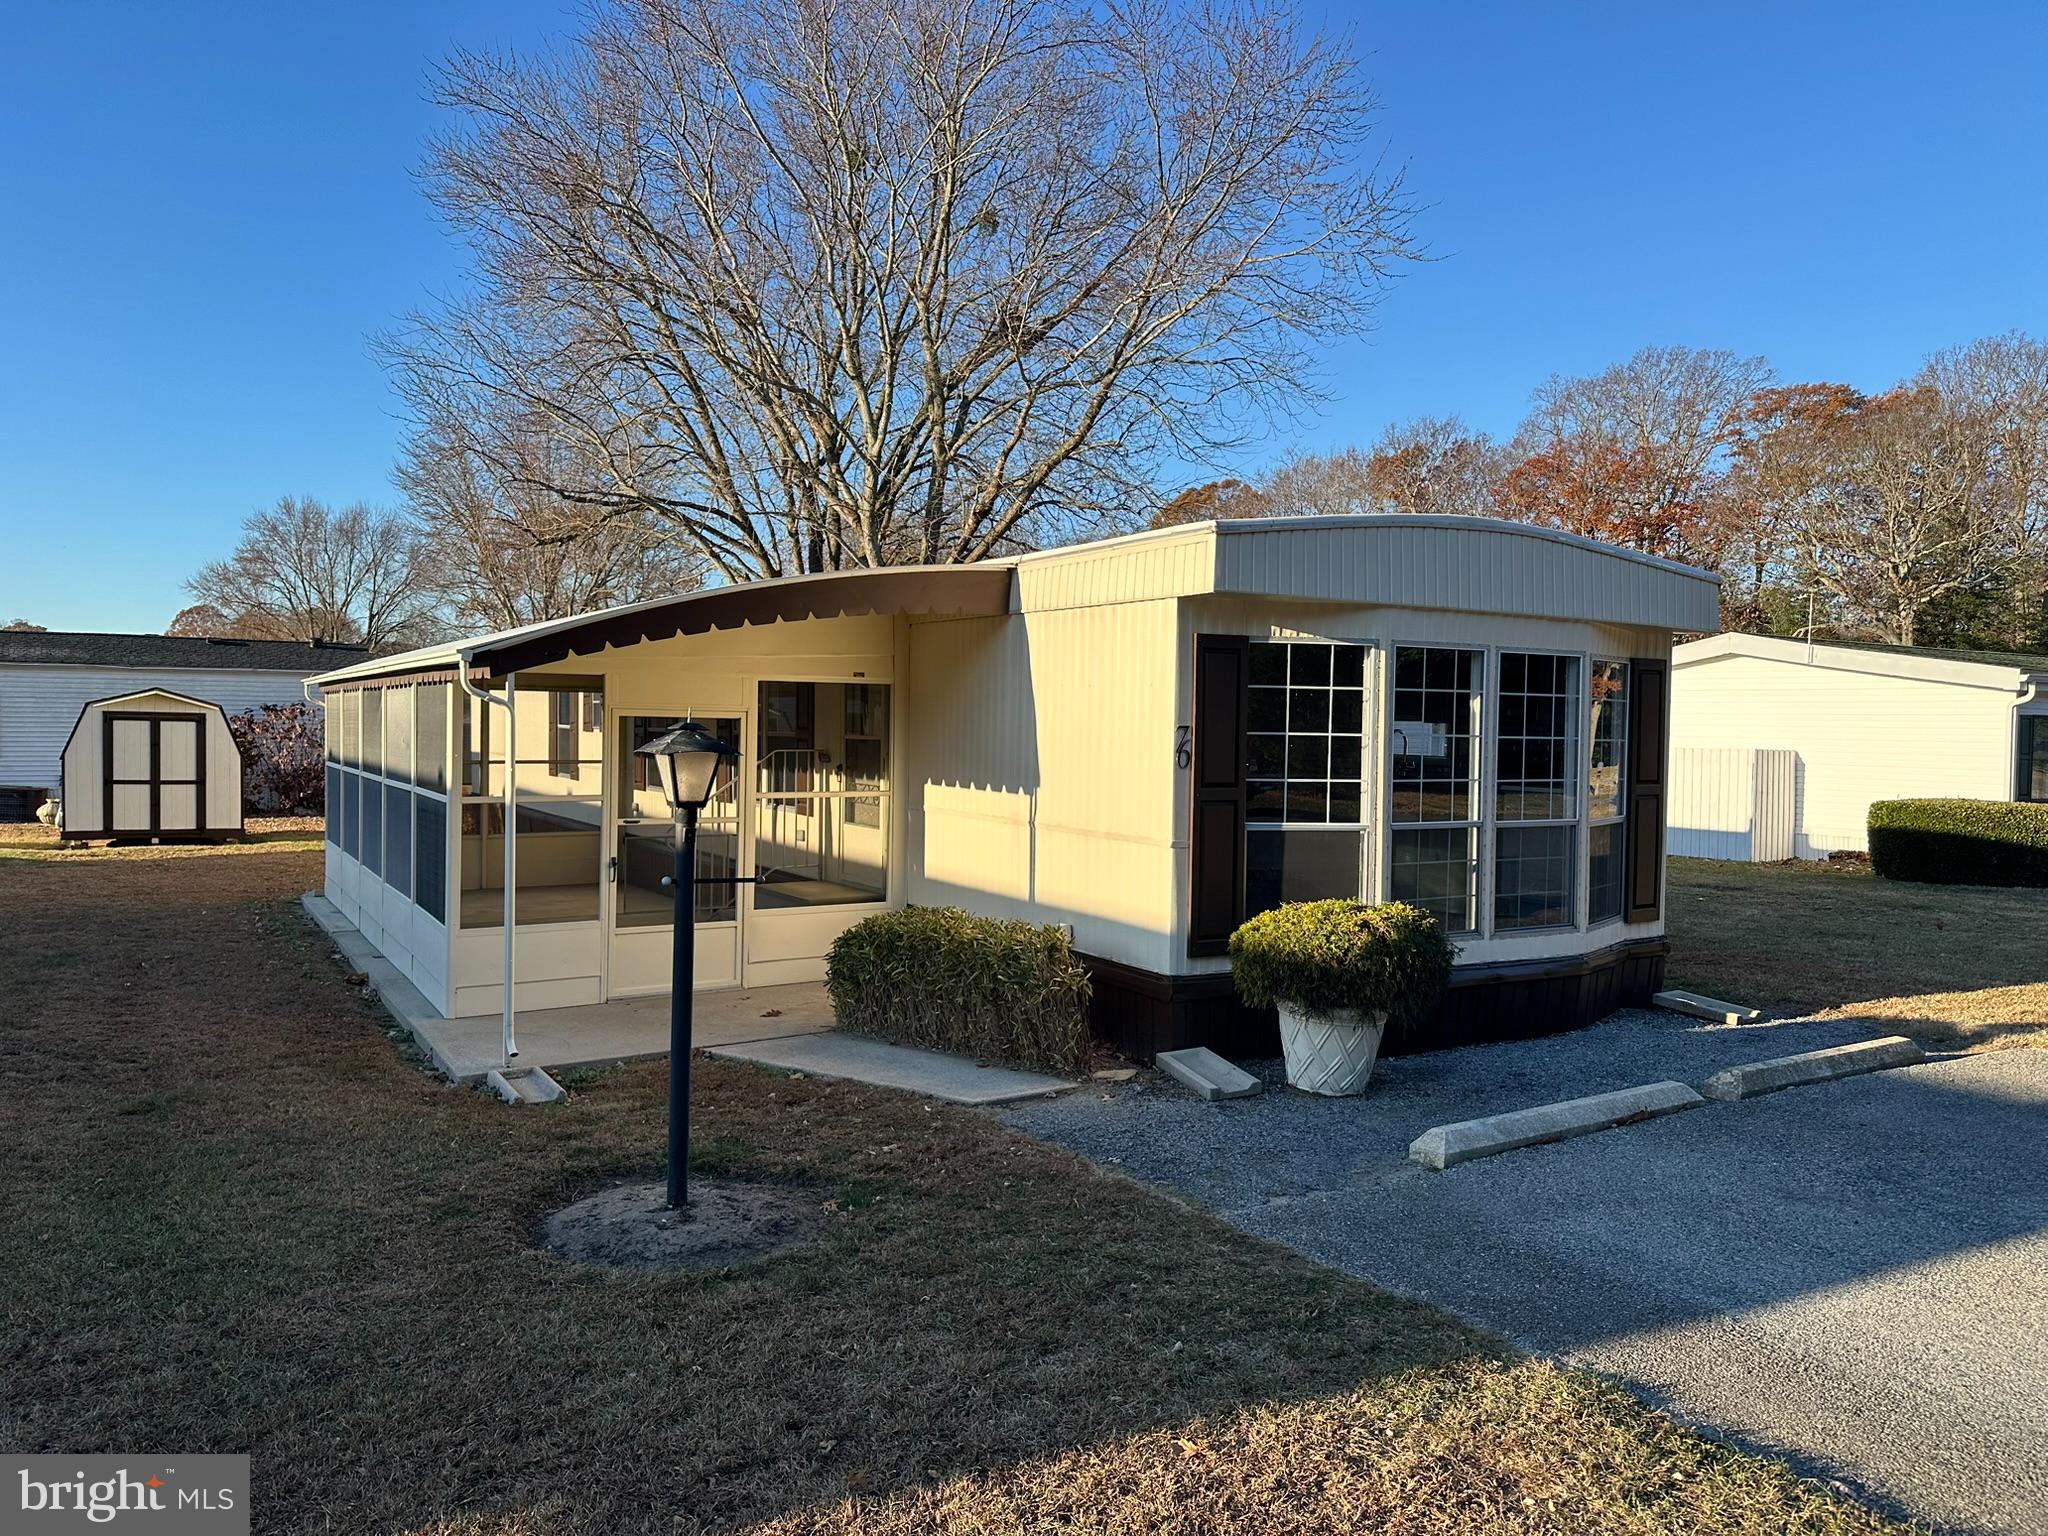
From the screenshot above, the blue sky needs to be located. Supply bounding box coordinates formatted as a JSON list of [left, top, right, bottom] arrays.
[[2, 2, 2044, 631]]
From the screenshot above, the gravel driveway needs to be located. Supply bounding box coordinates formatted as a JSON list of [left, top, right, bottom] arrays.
[[1006, 1013, 2048, 1535]]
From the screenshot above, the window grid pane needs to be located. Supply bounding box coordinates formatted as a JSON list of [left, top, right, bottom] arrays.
[[1390, 647, 1481, 826], [1496, 824, 1575, 931], [1496, 652, 1581, 824], [1390, 825, 1477, 934], [1247, 641, 1368, 829]]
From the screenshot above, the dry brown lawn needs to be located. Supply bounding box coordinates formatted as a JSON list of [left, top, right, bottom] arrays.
[[0, 839, 1908, 1534], [1666, 857, 2048, 1052]]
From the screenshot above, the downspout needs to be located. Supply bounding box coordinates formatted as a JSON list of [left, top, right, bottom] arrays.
[[458, 652, 518, 1064]]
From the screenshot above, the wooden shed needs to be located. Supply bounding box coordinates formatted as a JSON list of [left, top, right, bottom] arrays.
[[59, 689, 245, 842]]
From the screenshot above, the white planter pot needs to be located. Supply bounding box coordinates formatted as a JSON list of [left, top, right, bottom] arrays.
[[34, 797, 59, 827], [1277, 1001, 1387, 1096]]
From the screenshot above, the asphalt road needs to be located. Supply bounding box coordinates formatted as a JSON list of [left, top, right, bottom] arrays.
[[1007, 1021, 2048, 1535]]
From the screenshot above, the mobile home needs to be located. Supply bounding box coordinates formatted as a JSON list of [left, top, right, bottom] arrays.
[[309, 516, 1717, 1060]]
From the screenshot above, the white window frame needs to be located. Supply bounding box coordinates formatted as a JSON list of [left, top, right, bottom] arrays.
[[1242, 636, 1375, 914], [1385, 643, 1485, 936], [1489, 648, 1583, 935]]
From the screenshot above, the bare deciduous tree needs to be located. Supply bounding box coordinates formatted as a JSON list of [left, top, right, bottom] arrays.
[[1357, 415, 1504, 517], [1800, 386, 2004, 646], [1923, 331, 2048, 645], [399, 402, 707, 631], [1499, 345, 1772, 564], [381, 0, 1417, 580], [185, 497, 441, 652]]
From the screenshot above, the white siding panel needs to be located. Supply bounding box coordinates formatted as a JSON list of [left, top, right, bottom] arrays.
[[2, 665, 311, 794], [1670, 653, 2019, 855], [1668, 747, 1796, 861]]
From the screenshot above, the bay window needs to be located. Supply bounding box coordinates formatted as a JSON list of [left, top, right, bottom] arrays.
[[1244, 640, 1369, 914], [1388, 646, 1482, 933]]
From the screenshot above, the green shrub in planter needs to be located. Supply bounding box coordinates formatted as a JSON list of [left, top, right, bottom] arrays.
[[826, 906, 1093, 1072], [1868, 798, 2048, 887], [1229, 900, 1456, 1030]]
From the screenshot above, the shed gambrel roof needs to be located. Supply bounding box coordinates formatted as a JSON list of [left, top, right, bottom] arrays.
[[0, 631, 368, 673]]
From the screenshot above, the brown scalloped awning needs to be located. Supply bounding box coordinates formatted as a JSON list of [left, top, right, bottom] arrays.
[[465, 565, 1014, 680]]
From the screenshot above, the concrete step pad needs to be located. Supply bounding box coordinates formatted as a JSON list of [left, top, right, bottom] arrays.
[[1655, 989, 1763, 1025], [1156, 1046, 1263, 1101], [1700, 1036, 1925, 1101], [1411, 1080, 1705, 1170], [706, 1031, 1073, 1105]]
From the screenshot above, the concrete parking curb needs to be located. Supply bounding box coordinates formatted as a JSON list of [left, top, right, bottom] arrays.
[[1410, 1080, 1705, 1170], [1700, 1035, 1925, 1100], [1156, 1046, 1263, 1101], [1654, 989, 1763, 1025]]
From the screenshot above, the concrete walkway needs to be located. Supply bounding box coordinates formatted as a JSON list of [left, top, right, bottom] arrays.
[[301, 892, 1074, 1106], [707, 1032, 1073, 1105]]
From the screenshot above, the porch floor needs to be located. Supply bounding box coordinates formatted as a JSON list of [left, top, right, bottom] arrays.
[[301, 891, 829, 1083], [420, 983, 836, 1083]]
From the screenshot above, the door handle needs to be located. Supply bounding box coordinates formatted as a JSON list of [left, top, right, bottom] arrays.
[[607, 855, 618, 883]]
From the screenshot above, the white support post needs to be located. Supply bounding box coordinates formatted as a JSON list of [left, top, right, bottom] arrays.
[[502, 672, 518, 1062], [458, 654, 519, 1066]]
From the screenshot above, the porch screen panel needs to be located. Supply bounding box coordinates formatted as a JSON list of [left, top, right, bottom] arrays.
[[384, 783, 412, 899], [1244, 640, 1368, 917], [755, 682, 890, 908], [384, 686, 414, 785], [415, 684, 449, 792], [361, 771, 383, 878], [1388, 646, 1482, 934], [458, 684, 604, 928], [325, 766, 340, 846], [414, 795, 446, 922]]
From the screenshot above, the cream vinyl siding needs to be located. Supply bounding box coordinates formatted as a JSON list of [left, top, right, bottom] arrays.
[[1670, 646, 2027, 855], [906, 600, 1182, 974], [1, 664, 315, 794]]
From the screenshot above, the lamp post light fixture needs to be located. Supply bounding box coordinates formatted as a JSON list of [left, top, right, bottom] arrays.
[[635, 720, 741, 1210]]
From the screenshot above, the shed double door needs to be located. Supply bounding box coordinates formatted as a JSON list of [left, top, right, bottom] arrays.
[[105, 713, 205, 834]]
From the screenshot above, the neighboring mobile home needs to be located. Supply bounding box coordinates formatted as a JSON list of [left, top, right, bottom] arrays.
[[0, 631, 362, 821], [308, 516, 1717, 1061], [1670, 634, 2048, 858]]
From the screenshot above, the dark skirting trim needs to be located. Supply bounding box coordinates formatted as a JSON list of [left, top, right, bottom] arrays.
[[1078, 936, 1671, 1063]]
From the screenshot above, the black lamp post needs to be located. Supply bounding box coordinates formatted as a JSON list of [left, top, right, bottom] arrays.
[[635, 721, 740, 1210]]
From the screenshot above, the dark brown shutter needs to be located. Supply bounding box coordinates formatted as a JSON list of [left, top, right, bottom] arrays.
[[1623, 656, 1668, 922], [1187, 633, 1250, 957]]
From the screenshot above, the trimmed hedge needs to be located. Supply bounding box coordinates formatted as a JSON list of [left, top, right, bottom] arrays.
[[826, 906, 1093, 1072], [1868, 798, 2048, 887], [1229, 900, 1456, 1030]]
